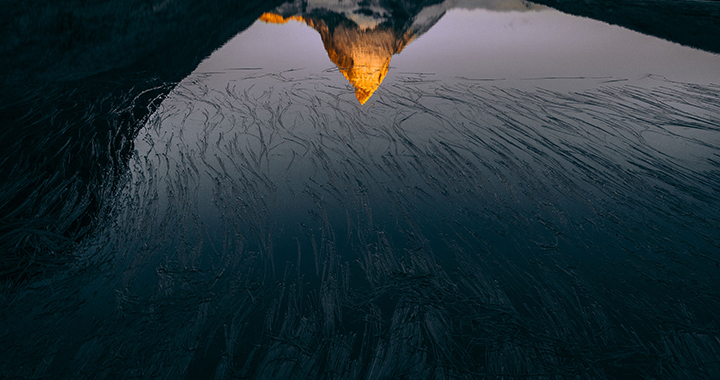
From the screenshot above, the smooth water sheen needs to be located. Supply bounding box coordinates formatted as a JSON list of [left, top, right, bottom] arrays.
[[2, 2, 720, 379]]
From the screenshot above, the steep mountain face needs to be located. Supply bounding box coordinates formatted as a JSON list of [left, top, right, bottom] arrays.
[[259, 0, 446, 104], [260, 0, 541, 104], [259, 13, 413, 104]]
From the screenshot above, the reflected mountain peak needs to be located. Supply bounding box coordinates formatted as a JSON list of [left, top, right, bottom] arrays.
[[261, 11, 413, 104], [260, 0, 544, 104], [258, 13, 305, 25]]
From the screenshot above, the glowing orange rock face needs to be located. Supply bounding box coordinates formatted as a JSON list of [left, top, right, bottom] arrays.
[[260, 12, 413, 104], [258, 13, 304, 25]]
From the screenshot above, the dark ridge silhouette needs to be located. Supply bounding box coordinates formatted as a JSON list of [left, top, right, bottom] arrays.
[[532, 0, 720, 54], [0, 0, 284, 281]]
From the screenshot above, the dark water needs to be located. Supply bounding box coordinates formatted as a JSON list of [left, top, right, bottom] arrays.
[[2, 1, 720, 379]]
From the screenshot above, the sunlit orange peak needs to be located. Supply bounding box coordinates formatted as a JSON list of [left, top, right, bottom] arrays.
[[259, 13, 305, 24], [334, 56, 390, 105], [259, 12, 411, 105], [325, 26, 404, 105]]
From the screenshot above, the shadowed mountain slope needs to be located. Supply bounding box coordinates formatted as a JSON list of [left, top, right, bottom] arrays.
[[532, 0, 720, 54], [0, 0, 283, 280]]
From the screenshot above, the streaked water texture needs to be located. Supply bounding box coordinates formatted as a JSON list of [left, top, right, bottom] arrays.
[[4, 69, 720, 379], [2, 2, 720, 379]]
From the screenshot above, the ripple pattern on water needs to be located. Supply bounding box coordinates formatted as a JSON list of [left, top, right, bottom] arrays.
[[3, 71, 720, 379]]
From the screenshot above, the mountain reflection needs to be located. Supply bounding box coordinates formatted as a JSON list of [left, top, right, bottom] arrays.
[[260, 0, 542, 104]]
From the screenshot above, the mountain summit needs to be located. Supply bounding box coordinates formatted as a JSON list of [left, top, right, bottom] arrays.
[[261, 12, 413, 104], [260, 0, 542, 104]]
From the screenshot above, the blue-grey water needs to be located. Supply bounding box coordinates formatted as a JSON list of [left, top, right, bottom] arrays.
[[2, 2, 720, 379]]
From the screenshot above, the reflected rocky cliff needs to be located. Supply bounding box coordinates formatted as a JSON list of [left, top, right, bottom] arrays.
[[259, 0, 542, 104], [259, 12, 411, 104]]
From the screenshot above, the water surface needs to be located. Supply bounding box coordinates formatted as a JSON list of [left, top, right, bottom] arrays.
[[3, 1, 720, 379]]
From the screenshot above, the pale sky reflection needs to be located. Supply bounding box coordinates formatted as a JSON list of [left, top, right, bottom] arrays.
[[194, 7, 720, 99], [392, 9, 720, 85]]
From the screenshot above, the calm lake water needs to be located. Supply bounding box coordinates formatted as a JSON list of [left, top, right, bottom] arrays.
[[3, 1, 720, 379]]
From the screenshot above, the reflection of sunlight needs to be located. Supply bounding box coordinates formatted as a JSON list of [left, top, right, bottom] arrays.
[[256, 0, 545, 104], [257, 13, 304, 25], [260, 12, 413, 104], [251, 0, 720, 103], [254, 0, 546, 104]]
